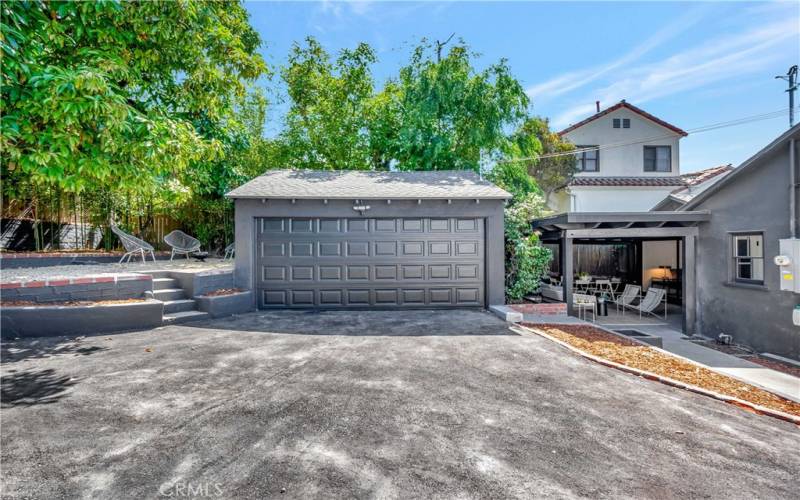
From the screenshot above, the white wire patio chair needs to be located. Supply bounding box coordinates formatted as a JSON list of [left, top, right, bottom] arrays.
[[111, 225, 156, 263], [163, 230, 203, 261], [224, 242, 235, 260]]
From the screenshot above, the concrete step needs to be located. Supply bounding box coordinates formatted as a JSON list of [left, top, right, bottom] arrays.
[[152, 277, 178, 291], [163, 299, 197, 314], [153, 288, 186, 301], [163, 310, 210, 325], [146, 270, 173, 279]]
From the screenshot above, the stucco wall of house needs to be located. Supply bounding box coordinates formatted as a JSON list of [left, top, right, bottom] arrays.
[[693, 143, 800, 360], [562, 107, 682, 177], [567, 186, 677, 212], [233, 198, 507, 308]]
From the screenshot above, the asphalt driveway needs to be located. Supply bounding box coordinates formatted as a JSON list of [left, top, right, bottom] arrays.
[[1, 310, 798, 499]]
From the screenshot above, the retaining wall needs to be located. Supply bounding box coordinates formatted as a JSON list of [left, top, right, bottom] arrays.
[[1, 274, 152, 303], [1, 299, 164, 338]]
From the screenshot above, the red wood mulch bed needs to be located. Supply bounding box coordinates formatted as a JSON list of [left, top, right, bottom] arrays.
[[2, 298, 146, 307], [523, 323, 800, 418]]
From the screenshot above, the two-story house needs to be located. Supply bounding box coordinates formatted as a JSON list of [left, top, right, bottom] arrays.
[[550, 100, 688, 213]]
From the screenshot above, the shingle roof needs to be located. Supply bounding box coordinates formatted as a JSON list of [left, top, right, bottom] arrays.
[[569, 176, 687, 187], [226, 169, 512, 200], [558, 100, 688, 137], [680, 164, 733, 187]]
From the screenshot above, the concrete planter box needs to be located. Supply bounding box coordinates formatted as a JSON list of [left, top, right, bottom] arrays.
[[0, 299, 164, 338], [195, 290, 253, 318]]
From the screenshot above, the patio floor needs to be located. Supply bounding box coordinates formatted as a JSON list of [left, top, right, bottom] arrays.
[[0, 258, 233, 284]]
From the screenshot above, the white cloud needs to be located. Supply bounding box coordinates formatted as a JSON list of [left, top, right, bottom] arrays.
[[551, 15, 800, 128], [526, 4, 712, 103]]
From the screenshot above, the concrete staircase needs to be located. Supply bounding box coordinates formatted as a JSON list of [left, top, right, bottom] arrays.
[[147, 271, 210, 325]]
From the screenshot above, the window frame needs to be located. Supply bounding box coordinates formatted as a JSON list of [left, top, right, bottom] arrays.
[[730, 232, 765, 286], [612, 118, 621, 128], [575, 145, 599, 172], [643, 145, 672, 172], [622, 118, 630, 128]]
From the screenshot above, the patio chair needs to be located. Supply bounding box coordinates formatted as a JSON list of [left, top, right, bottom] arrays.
[[574, 278, 591, 293], [613, 284, 641, 315], [164, 230, 205, 261], [111, 225, 156, 263], [572, 293, 597, 322], [626, 287, 668, 320], [594, 279, 615, 300], [224, 242, 235, 260]]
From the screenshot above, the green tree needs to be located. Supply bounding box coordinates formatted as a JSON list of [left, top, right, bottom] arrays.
[[370, 38, 529, 171], [503, 192, 552, 302], [276, 37, 376, 170], [1, 0, 267, 196], [506, 117, 576, 206]]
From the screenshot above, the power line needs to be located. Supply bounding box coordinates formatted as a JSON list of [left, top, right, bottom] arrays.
[[499, 106, 799, 163]]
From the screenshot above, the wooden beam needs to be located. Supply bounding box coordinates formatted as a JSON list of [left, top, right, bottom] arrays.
[[566, 227, 699, 239]]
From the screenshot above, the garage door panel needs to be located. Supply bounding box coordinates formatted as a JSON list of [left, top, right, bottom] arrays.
[[256, 217, 484, 308]]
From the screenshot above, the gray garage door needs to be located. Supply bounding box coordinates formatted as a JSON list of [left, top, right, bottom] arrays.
[[255, 217, 485, 308]]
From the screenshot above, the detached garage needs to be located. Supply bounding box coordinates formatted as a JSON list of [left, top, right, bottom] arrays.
[[226, 170, 510, 309]]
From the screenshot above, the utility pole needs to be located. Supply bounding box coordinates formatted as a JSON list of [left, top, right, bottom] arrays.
[[776, 65, 798, 127]]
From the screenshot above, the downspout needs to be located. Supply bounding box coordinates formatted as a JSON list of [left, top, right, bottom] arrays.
[[792, 138, 797, 238]]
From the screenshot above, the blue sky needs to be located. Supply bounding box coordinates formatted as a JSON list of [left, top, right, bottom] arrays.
[[245, 1, 800, 173]]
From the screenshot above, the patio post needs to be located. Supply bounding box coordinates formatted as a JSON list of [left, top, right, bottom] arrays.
[[562, 235, 574, 315], [683, 234, 697, 335]]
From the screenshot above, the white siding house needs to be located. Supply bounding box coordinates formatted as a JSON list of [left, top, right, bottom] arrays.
[[552, 100, 688, 213]]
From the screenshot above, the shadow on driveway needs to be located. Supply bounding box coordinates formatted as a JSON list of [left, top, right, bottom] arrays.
[[182, 309, 521, 337], [1, 368, 76, 407]]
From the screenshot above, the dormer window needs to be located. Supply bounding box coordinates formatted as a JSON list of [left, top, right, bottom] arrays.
[[613, 118, 630, 128], [576, 146, 599, 172]]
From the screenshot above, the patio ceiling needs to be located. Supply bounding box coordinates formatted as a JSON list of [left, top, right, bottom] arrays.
[[532, 211, 711, 239]]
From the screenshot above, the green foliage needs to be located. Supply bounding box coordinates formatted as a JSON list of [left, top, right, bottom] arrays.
[[1, 0, 268, 251], [274, 37, 376, 170], [503, 192, 553, 302], [1, 0, 266, 195], [486, 160, 539, 201], [370, 39, 529, 171], [506, 117, 576, 203]]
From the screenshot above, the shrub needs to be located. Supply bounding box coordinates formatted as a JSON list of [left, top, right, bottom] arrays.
[[504, 193, 553, 302]]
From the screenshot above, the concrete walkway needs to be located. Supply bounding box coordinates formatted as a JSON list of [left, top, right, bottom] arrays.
[[523, 314, 800, 403]]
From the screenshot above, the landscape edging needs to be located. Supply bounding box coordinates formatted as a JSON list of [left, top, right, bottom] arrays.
[[514, 324, 800, 425]]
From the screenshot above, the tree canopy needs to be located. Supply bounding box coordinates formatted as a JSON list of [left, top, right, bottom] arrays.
[[370, 39, 529, 171], [1, 0, 267, 195]]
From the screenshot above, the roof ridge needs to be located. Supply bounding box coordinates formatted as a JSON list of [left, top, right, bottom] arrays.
[[558, 100, 688, 137]]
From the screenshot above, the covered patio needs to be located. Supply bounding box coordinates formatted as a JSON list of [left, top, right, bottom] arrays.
[[532, 211, 711, 334]]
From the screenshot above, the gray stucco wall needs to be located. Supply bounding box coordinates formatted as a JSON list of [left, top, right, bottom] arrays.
[[232, 198, 506, 308], [693, 142, 800, 359]]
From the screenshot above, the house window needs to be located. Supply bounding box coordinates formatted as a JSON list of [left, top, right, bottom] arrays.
[[575, 146, 599, 172], [613, 118, 620, 128], [732, 233, 764, 284], [644, 146, 672, 172], [622, 118, 630, 128]]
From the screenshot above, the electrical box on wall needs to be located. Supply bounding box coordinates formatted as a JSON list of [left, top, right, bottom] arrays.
[[776, 239, 800, 293]]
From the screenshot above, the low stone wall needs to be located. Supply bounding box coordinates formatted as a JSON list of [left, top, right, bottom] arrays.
[[171, 269, 234, 297], [1, 299, 164, 338], [1, 274, 152, 303], [510, 303, 568, 316], [195, 290, 254, 318]]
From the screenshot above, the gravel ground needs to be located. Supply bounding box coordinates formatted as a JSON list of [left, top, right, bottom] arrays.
[[2, 310, 798, 499], [0, 258, 232, 282]]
